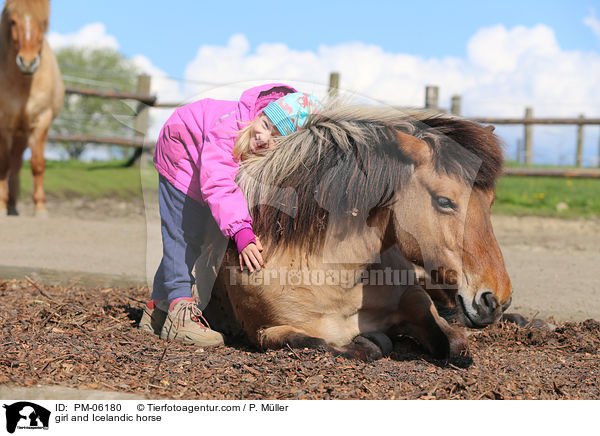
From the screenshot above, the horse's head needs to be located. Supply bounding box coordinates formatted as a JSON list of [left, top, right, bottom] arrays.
[[2, 0, 49, 75], [391, 122, 512, 328]]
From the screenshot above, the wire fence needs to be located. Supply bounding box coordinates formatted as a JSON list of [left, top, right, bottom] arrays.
[[47, 72, 600, 175]]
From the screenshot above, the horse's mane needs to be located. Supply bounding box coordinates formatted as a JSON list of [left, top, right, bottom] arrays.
[[2, 0, 49, 31], [237, 103, 504, 251]]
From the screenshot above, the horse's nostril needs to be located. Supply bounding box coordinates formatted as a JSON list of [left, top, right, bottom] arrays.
[[481, 292, 499, 312]]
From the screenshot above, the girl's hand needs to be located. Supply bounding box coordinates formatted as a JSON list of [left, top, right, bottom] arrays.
[[239, 238, 264, 272]]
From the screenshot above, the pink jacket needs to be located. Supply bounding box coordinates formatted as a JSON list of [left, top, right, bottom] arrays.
[[154, 83, 296, 249]]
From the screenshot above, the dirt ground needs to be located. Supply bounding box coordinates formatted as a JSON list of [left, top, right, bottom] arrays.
[[0, 279, 598, 400], [0, 197, 599, 400]]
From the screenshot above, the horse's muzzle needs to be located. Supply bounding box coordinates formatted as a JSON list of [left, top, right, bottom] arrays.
[[456, 291, 510, 329], [16, 55, 40, 75]]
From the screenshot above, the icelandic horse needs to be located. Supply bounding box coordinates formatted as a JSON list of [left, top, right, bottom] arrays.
[[203, 104, 513, 361], [0, 0, 64, 216]]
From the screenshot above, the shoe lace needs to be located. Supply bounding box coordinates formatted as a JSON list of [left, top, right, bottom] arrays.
[[173, 302, 212, 331]]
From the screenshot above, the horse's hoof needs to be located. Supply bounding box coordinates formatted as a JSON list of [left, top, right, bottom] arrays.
[[448, 329, 469, 359], [34, 209, 49, 218], [360, 331, 393, 356], [7, 208, 19, 216], [447, 350, 473, 368], [352, 336, 383, 361]]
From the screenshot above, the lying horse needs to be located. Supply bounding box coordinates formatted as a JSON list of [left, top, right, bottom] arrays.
[[0, 0, 64, 215], [203, 104, 512, 360]]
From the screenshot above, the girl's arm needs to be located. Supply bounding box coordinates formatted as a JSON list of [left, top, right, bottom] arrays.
[[199, 137, 264, 270]]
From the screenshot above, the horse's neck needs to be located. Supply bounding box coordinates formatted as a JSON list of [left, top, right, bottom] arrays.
[[320, 222, 384, 266], [267, 220, 384, 277]]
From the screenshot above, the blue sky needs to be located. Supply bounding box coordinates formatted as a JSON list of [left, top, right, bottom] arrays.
[[50, 0, 599, 79]]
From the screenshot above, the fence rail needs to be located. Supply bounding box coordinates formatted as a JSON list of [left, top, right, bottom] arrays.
[[47, 133, 147, 149], [503, 167, 600, 178], [50, 74, 600, 174], [65, 86, 157, 106], [470, 117, 600, 125]]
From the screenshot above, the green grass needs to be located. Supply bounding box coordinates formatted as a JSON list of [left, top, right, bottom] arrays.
[[17, 160, 600, 218], [504, 160, 579, 169], [18, 160, 155, 199], [494, 176, 600, 218]]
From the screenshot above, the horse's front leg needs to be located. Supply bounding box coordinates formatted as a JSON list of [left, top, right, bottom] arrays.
[[258, 325, 384, 361], [7, 135, 27, 215], [29, 110, 53, 216], [0, 130, 11, 215], [389, 285, 469, 361]]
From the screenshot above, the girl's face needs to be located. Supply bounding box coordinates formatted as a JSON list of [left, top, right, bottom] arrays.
[[249, 114, 280, 154]]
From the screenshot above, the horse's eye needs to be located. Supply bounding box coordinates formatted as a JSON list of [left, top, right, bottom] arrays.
[[436, 196, 456, 211]]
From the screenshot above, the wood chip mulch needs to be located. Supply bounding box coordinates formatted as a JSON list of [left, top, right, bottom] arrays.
[[1, 279, 598, 400]]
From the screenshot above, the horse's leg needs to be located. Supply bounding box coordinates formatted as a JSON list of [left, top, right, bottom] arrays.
[[29, 111, 53, 216], [0, 131, 11, 215], [7, 135, 27, 216], [389, 286, 468, 360], [426, 287, 458, 321], [258, 325, 384, 361]]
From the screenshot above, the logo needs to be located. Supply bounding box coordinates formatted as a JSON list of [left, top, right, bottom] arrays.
[[3, 402, 50, 434]]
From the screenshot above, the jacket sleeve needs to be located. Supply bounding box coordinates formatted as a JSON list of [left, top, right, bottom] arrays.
[[198, 137, 254, 242]]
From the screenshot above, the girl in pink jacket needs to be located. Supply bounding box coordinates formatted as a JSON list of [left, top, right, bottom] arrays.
[[141, 84, 321, 346]]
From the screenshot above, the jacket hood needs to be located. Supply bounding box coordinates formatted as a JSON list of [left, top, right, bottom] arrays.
[[238, 83, 297, 121]]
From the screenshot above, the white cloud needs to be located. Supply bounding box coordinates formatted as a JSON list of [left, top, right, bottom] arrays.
[[48, 23, 119, 51], [181, 29, 600, 119], [467, 24, 560, 73], [584, 9, 600, 40]]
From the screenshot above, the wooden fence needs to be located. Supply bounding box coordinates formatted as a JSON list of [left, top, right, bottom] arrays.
[[422, 85, 600, 172], [48, 73, 600, 177]]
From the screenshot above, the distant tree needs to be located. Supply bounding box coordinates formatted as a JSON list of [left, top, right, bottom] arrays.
[[50, 47, 140, 160]]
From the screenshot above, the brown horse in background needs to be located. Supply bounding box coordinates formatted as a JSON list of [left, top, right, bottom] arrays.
[[0, 0, 64, 216], [203, 104, 513, 361]]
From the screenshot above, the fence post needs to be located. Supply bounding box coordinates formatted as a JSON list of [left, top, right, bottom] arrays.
[[576, 114, 584, 168], [328, 72, 340, 98], [425, 86, 439, 110], [125, 74, 152, 167], [450, 95, 461, 116], [516, 139, 522, 164], [524, 107, 533, 165]]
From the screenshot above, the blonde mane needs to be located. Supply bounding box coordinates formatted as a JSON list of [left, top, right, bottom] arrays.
[[236, 101, 504, 251]]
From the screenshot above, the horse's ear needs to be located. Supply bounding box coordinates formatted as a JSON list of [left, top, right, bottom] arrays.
[[396, 131, 431, 166]]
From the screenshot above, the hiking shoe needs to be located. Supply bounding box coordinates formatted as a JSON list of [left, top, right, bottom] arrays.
[[160, 298, 224, 346], [139, 300, 168, 335]]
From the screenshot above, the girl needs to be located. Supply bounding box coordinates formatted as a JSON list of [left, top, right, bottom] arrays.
[[140, 84, 322, 346]]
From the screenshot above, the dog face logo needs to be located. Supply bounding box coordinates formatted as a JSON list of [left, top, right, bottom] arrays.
[[3, 402, 51, 434]]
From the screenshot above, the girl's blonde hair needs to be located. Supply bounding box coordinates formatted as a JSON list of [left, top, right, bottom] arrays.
[[233, 120, 255, 161]]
